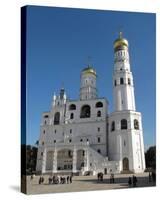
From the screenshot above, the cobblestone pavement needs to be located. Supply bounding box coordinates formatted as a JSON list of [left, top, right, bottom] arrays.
[[26, 173, 156, 195]]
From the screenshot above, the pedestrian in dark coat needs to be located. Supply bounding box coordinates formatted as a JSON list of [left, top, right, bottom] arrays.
[[128, 177, 132, 187], [70, 175, 72, 183]]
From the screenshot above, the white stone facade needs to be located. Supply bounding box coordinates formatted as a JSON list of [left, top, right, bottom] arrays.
[[36, 33, 145, 175]]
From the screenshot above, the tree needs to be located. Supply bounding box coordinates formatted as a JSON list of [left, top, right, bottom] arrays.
[[145, 146, 156, 170]]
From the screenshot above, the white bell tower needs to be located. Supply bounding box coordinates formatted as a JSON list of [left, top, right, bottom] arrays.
[[113, 32, 136, 111], [108, 32, 145, 173], [80, 66, 97, 100]]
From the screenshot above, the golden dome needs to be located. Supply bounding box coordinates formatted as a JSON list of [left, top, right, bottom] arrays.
[[114, 32, 129, 50], [82, 66, 96, 76]]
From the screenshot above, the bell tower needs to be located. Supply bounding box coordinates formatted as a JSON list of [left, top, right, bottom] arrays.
[[108, 32, 146, 173], [113, 32, 136, 111], [80, 65, 97, 100]]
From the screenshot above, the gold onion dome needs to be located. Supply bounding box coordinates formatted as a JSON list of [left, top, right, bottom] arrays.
[[82, 65, 97, 76], [114, 31, 129, 50]]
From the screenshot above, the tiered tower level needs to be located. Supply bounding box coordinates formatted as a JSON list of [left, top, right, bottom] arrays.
[[108, 32, 145, 173]]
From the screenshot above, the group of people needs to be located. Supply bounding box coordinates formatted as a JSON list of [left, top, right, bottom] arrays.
[[48, 175, 73, 184], [38, 176, 44, 184], [97, 172, 104, 181], [37, 174, 73, 185], [128, 175, 138, 187], [97, 172, 115, 183]]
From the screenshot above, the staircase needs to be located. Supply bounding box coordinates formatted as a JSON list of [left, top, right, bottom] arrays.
[[87, 146, 108, 174]]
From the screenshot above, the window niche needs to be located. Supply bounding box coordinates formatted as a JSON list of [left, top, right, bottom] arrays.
[[120, 78, 124, 85], [95, 102, 103, 108], [134, 119, 139, 130], [80, 105, 91, 118], [111, 121, 115, 131], [69, 104, 76, 110], [121, 119, 127, 130], [97, 110, 101, 117], [54, 112, 60, 125]]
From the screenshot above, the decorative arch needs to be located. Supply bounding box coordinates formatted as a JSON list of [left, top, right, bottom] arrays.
[[69, 104, 76, 110], [95, 102, 103, 108], [121, 119, 127, 130], [134, 119, 139, 130], [80, 105, 91, 118], [123, 157, 129, 171], [54, 112, 60, 125]]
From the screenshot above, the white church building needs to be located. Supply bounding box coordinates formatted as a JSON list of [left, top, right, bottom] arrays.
[[36, 33, 146, 175]]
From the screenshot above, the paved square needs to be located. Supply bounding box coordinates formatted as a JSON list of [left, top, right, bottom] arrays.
[[26, 173, 156, 194]]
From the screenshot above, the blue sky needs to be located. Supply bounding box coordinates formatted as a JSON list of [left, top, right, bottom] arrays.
[[25, 6, 156, 149]]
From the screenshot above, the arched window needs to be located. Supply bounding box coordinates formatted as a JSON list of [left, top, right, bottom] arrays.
[[120, 78, 124, 85], [98, 137, 101, 143], [44, 115, 49, 118], [128, 78, 131, 85], [95, 102, 103, 108], [69, 104, 76, 110], [80, 105, 91, 118], [123, 157, 129, 171], [97, 110, 101, 117], [111, 121, 115, 131], [54, 112, 60, 125], [134, 119, 139, 130], [70, 113, 74, 119], [114, 80, 117, 86], [121, 119, 127, 130]]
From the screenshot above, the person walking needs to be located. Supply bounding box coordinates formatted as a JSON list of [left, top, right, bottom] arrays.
[[67, 175, 70, 184], [128, 177, 132, 187], [70, 175, 72, 183], [133, 175, 137, 187]]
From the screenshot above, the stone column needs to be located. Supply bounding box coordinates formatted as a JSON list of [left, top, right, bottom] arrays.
[[42, 148, 46, 174], [72, 148, 77, 173], [52, 148, 57, 173], [84, 148, 89, 171]]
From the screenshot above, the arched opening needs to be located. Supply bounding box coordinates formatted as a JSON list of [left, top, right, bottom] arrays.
[[123, 157, 129, 171], [121, 119, 127, 130], [114, 80, 117, 86], [54, 112, 60, 125], [111, 121, 115, 131], [134, 119, 139, 130], [120, 77, 124, 85], [97, 110, 101, 117], [128, 78, 131, 85], [77, 150, 85, 170], [69, 104, 76, 110], [80, 105, 91, 118], [70, 113, 74, 119], [95, 102, 103, 108], [57, 149, 73, 171]]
